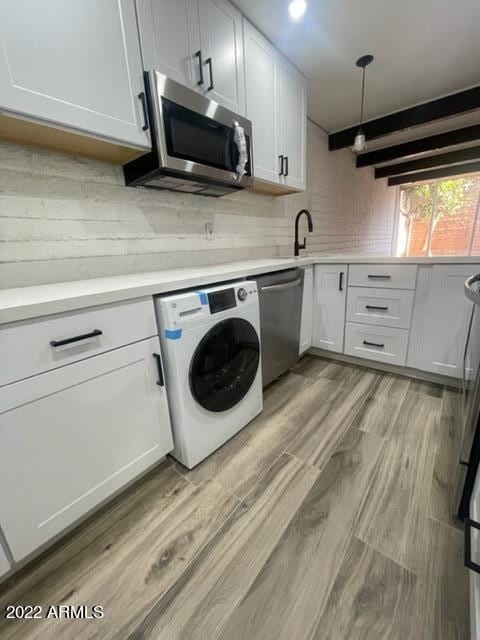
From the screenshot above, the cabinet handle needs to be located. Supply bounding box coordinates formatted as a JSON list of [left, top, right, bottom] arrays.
[[138, 92, 149, 131], [363, 340, 385, 348], [153, 353, 165, 387], [339, 272, 344, 291], [278, 155, 284, 175], [368, 274, 391, 279], [205, 57, 214, 91], [195, 50, 204, 86], [50, 329, 102, 348], [465, 518, 480, 574], [284, 155, 289, 176], [365, 305, 388, 311]]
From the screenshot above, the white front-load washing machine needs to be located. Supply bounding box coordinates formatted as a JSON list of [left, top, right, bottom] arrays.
[[155, 280, 262, 468]]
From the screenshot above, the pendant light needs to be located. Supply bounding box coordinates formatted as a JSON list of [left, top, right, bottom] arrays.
[[352, 54, 374, 153]]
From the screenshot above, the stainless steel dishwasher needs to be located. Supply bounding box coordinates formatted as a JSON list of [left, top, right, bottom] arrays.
[[253, 268, 304, 387]]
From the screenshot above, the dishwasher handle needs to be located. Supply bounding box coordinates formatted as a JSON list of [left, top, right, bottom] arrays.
[[260, 277, 303, 292]]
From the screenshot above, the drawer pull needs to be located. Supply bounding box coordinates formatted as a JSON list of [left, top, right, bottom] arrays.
[[50, 329, 102, 348], [368, 274, 391, 279], [339, 271, 344, 291], [153, 353, 165, 387], [365, 305, 389, 311], [465, 518, 480, 574], [363, 340, 385, 348]]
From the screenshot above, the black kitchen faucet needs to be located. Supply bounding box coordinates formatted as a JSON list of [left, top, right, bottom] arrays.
[[294, 209, 314, 256]]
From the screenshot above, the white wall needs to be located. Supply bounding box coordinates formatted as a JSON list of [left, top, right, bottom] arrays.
[[0, 120, 396, 289], [278, 121, 396, 257]]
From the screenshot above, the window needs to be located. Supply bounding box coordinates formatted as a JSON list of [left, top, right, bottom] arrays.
[[395, 174, 480, 257]]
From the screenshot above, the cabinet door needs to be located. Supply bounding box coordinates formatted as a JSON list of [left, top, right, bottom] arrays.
[[198, 0, 245, 114], [243, 20, 281, 184], [312, 265, 347, 353], [299, 266, 313, 354], [412, 264, 480, 377], [0, 0, 150, 148], [279, 58, 307, 191], [0, 545, 10, 578], [136, 0, 201, 88], [0, 337, 172, 561]]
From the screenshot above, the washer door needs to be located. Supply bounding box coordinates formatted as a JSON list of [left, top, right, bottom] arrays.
[[189, 318, 260, 412]]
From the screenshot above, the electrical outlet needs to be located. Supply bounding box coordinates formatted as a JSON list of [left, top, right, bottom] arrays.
[[205, 222, 215, 241]]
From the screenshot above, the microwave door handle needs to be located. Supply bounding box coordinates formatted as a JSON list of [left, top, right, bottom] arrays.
[[232, 120, 248, 183], [233, 120, 247, 181]]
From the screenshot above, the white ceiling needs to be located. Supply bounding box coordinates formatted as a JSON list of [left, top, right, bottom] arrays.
[[234, 0, 480, 132]]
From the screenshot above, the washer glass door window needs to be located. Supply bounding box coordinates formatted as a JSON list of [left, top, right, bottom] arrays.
[[189, 318, 260, 412]]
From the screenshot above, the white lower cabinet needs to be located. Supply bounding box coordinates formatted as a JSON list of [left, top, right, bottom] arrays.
[[0, 336, 172, 562], [312, 265, 347, 353], [299, 266, 313, 354], [0, 545, 10, 577], [344, 323, 409, 366], [409, 264, 480, 377]]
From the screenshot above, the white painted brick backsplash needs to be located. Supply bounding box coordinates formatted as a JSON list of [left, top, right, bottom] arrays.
[[0, 121, 395, 288]]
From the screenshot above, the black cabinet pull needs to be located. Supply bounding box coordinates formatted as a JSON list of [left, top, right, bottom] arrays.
[[50, 329, 102, 348], [465, 518, 480, 573], [195, 50, 204, 86], [153, 353, 165, 387], [278, 155, 284, 175], [363, 340, 385, 348], [138, 92, 149, 131], [339, 272, 344, 291], [205, 57, 214, 91], [368, 274, 391, 279], [284, 156, 289, 176], [365, 305, 388, 311]]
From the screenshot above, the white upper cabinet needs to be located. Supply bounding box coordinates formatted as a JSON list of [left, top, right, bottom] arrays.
[[137, 0, 245, 114], [136, 0, 200, 87], [243, 19, 306, 191], [409, 264, 480, 377], [0, 0, 150, 149], [312, 265, 347, 353], [243, 21, 281, 183], [198, 0, 245, 114], [279, 59, 307, 190]]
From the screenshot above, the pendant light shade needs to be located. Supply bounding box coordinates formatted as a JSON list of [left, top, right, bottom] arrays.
[[352, 129, 366, 153], [352, 54, 374, 153]]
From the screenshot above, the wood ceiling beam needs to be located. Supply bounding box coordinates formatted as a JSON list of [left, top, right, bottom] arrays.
[[328, 86, 480, 151], [356, 124, 480, 167], [387, 160, 480, 186], [375, 145, 480, 179]]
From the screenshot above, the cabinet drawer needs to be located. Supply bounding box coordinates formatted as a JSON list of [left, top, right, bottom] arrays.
[[0, 297, 157, 386], [0, 337, 173, 561], [348, 264, 417, 289], [346, 287, 414, 329], [344, 322, 409, 366]]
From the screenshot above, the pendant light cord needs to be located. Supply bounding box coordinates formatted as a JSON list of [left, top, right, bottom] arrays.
[[359, 67, 366, 126]]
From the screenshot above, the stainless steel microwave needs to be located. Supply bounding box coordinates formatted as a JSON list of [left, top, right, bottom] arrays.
[[124, 71, 253, 197]]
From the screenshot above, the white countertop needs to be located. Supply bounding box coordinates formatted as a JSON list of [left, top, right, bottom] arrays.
[[1, 254, 479, 325]]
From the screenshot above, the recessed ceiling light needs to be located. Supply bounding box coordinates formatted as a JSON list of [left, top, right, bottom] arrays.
[[288, 0, 307, 21]]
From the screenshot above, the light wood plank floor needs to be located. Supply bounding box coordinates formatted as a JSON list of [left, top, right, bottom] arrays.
[[0, 356, 469, 639]]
